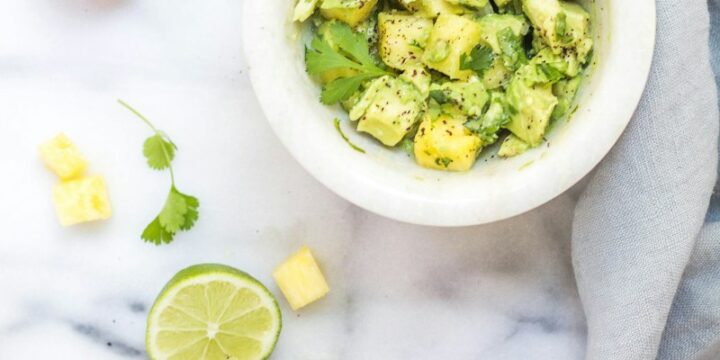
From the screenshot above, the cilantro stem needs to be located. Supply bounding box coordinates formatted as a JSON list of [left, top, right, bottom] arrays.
[[118, 99, 176, 185]]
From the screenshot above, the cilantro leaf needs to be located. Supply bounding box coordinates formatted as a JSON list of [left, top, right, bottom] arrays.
[[429, 89, 449, 104], [119, 99, 201, 245], [158, 188, 188, 233], [305, 37, 363, 75], [327, 21, 376, 67], [321, 74, 378, 105], [142, 217, 175, 245], [304, 22, 389, 104], [143, 134, 176, 170], [179, 191, 199, 231], [460, 45, 495, 77]]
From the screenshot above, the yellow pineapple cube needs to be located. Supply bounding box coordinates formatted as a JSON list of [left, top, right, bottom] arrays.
[[273, 246, 330, 310], [39, 133, 88, 180], [52, 175, 112, 226]]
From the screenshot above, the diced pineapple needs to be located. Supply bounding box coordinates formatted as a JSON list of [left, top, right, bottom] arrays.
[[52, 175, 112, 226], [320, 0, 379, 27], [422, 14, 483, 80], [377, 12, 433, 70], [39, 133, 88, 180], [414, 113, 482, 171], [273, 246, 330, 310]]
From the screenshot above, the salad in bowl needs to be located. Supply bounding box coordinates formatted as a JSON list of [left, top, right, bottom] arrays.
[[295, 0, 593, 171]]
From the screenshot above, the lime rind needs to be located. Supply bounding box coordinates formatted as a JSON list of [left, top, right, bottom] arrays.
[[146, 264, 282, 360]]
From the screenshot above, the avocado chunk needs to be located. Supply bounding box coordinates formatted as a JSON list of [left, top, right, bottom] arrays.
[[320, 0, 379, 27], [423, 14, 484, 80], [294, 0, 321, 22], [349, 75, 424, 146], [514, 48, 580, 86], [377, 12, 433, 70], [477, 14, 529, 53], [504, 69, 558, 146], [464, 91, 510, 145], [445, 0, 488, 9], [551, 76, 581, 121], [414, 113, 482, 171], [522, 0, 593, 62], [481, 58, 512, 89], [400, 65, 432, 96], [429, 80, 489, 117], [498, 134, 531, 157]]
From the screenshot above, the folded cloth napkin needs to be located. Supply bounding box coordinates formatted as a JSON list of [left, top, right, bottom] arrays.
[[571, 0, 720, 359]]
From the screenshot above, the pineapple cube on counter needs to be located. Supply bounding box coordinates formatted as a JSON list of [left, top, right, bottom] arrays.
[[52, 175, 112, 226], [273, 246, 330, 310], [39, 133, 88, 180]]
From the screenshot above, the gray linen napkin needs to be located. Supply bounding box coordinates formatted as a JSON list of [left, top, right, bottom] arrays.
[[571, 0, 720, 359]]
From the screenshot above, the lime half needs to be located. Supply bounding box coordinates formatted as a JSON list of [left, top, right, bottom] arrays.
[[146, 264, 282, 360]]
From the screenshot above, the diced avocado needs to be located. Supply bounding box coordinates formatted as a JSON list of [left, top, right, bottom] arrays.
[[429, 80, 488, 117], [464, 91, 510, 145], [513, 48, 579, 85], [294, 0, 321, 22], [377, 12, 433, 70], [320, 0, 379, 27], [504, 70, 558, 146], [349, 75, 424, 146], [445, 0, 488, 9], [522, 0, 593, 62], [482, 57, 512, 89], [414, 113, 482, 171], [498, 134, 530, 157], [558, 2, 593, 62], [400, 65, 432, 96], [494, 0, 512, 7], [341, 89, 364, 112], [551, 76, 581, 120], [423, 14, 484, 80], [476, 14, 529, 53]]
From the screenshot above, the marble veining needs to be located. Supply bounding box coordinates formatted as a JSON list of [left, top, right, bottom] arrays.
[[0, 0, 587, 358]]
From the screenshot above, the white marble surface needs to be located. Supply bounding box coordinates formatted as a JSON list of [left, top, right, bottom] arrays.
[[0, 1, 588, 358]]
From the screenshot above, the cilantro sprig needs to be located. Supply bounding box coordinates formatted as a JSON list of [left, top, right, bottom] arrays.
[[118, 100, 199, 245], [305, 21, 390, 105], [460, 44, 495, 77]]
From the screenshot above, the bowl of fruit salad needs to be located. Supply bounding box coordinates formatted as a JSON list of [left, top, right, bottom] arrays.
[[243, 0, 655, 226]]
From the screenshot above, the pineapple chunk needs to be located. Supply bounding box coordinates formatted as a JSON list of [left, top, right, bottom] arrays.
[[414, 113, 482, 171], [320, 0, 379, 27], [422, 14, 483, 80], [39, 133, 88, 180], [377, 12, 433, 70], [52, 175, 112, 226], [273, 246, 330, 310]]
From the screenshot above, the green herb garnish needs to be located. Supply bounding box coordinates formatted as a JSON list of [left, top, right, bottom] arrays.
[[334, 118, 366, 153], [460, 44, 495, 77], [305, 22, 389, 105], [118, 100, 199, 245]]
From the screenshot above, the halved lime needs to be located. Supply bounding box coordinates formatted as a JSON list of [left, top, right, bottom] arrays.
[[146, 264, 282, 360]]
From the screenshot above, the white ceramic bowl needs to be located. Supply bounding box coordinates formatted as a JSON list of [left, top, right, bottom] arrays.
[[243, 1, 656, 226]]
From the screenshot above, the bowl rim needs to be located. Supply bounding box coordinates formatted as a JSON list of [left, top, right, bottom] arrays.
[[243, 0, 657, 226]]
